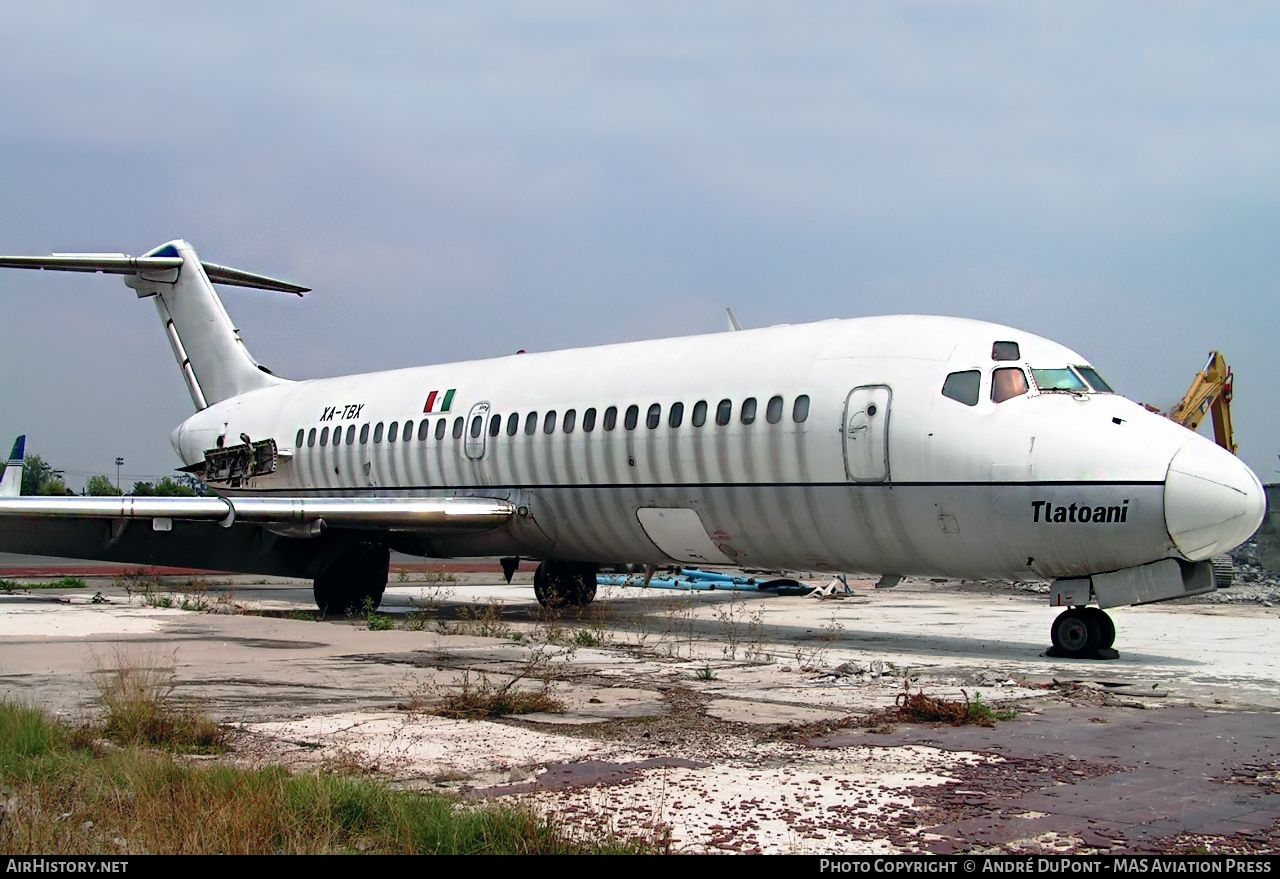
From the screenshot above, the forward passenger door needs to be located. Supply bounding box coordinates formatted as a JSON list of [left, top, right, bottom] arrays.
[[843, 386, 891, 482]]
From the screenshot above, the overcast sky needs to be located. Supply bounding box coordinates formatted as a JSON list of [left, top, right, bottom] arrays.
[[1, 2, 1278, 486]]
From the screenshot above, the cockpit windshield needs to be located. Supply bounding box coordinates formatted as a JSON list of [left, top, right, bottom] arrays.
[[1074, 366, 1114, 393], [1031, 368, 1089, 393]]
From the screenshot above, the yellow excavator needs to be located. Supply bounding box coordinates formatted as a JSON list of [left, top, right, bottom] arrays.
[[1166, 351, 1237, 454], [1153, 352, 1239, 586]]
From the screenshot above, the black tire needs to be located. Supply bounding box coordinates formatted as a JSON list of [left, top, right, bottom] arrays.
[[1051, 607, 1101, 658], [533, 561, 598, 607], [1082, 607, 1116, 650], [313, 542, 389, 615]]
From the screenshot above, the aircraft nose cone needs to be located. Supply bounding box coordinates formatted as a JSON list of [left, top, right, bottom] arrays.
[[1164, 442, 1266, 560]]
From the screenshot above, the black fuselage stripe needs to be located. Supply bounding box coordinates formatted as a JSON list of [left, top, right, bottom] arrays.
[[225, 479, 1164, 495]]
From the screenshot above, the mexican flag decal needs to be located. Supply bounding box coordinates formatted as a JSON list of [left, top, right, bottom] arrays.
[[423, 389, 456, 414]]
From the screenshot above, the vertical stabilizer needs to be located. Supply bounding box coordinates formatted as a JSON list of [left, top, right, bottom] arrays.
[[124, 240, 294, 408], [0, 436, 25, 497]]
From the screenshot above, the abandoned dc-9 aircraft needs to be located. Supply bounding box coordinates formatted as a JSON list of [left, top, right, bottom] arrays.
[[0, 240, 1265, 658]]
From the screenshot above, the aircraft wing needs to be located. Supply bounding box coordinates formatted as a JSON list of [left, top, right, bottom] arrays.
[[0, 495, 513, 533]]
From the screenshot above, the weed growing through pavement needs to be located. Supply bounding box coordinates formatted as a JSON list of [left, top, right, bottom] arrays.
[[712, 592, 769, 661], [863, 673, 1017, 729], [114, 569, 163, 602], [90, 647, 227, 752], [794, 613, 845, 670], [360, 597, 395, 631], [433, 645, 567, 719], [694, 665, 717, 681], [456, 602, 509, 638], [177, 576, 211, 611]]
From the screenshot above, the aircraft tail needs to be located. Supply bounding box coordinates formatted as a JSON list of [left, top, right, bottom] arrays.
[[127, 240, 300, 408], [0, 436, 25, 497], [0, 240, 307, 410]]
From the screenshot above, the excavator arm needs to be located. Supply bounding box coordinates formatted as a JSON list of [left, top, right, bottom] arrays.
[[1167, 351, 1237, 454]]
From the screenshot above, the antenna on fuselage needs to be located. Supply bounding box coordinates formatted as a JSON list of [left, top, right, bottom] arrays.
[[726, 308, 743, 331]]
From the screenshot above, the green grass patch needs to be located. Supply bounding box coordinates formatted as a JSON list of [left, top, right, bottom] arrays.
[[24, 576, 89, 590], [0, 703, 650, 854]]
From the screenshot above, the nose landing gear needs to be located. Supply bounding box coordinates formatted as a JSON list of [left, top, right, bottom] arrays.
[[1049, 606, 1118, 660]]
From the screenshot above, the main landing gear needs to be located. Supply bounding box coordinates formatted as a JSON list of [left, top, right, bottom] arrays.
[[1049, 606, 1118, 660], [313, 541, 390, 615], [533, 560, 598, 608]]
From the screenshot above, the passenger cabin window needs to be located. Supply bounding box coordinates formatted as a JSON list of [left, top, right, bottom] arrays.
[[506, 413, 519, 436], [793, 395, 810, 422], [346, 425, 356, 445], [403, 420, 413, 440], [489, 414, 501, 437], [646, 404, 661, 429], [320, 427, 329, 447], [374, 423, 385, 443], [692, 400, 708, 427], [418, 420, 431, 441], [716, 399, 732, 426], [583, 408, 597, 432], [434, 419, 446, 440], [766, 395, 783, 424], [741, 397, 757, 425], [469, 416, 483, 439], [524, 412, 538, 435], [603, 406, 617, 431], [624, 405, 639, 430], [669, 402, 684, 428], [942, 371, 980, 406], [296, 429, 304, 448], [991, 367, 1029, 403], [452, 417, 463, 439], [307, 428, 317, 448], [563, 409, 576, 433], [360, 424, 370, 444], [992, 341, 1021, 361], [543, 411, 557, 434], [388, 422, 398, 443]]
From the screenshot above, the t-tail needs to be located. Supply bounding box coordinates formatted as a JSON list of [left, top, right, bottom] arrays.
[[0, 240, 308, 410], [0, 436, 25, 498]]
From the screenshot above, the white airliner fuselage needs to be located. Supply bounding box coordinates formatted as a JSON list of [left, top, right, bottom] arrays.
[[174, 315, 1257, 582], [0, 240, 1266, 658]]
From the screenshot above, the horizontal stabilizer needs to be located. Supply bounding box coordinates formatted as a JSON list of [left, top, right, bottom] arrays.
[[0, 252, 309, 294], [0, 436, 25, 498], [0, 494, 513, 534]]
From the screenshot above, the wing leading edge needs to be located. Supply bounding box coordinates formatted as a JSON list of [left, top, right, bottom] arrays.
[[0, 495, 513, 534]]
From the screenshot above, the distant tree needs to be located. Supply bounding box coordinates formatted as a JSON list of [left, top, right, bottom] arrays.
[[85, 475, 122, 496], [153, 477, 197, 497], [21, 454, 69, 496], [130, 477, 197, 497]]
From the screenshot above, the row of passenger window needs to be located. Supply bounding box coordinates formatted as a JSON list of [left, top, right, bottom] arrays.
[[296, 394, 812, 450]]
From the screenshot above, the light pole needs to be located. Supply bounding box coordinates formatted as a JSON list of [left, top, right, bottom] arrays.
[[115, 457, 124, 494]]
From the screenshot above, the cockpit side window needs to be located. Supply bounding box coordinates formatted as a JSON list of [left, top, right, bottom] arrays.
[[941, 370, 980, 406], [992, 341, 1020, 361], [992, 367, 1029, 403]]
